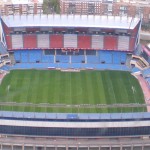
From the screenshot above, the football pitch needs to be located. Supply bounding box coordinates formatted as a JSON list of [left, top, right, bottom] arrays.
[[0, 70, 145, 113]]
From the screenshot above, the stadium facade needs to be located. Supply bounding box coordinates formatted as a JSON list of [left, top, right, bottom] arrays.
[[0, 14, 150, 149]]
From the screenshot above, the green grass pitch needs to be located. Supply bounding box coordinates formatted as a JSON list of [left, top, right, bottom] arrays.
[[0, 69, 145, 113]]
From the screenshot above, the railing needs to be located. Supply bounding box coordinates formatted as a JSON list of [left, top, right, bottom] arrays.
[[0, 102, 147, 109]]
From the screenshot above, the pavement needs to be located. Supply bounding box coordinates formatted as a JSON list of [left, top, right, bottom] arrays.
[[0, 135, 150, 147]]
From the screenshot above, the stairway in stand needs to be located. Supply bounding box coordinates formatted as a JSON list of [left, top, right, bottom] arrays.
[[126, 54, 132, 68], [9, 54, 14, 64]]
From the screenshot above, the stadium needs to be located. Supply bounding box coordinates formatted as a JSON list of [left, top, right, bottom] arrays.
[[0, 14, 150, 150]]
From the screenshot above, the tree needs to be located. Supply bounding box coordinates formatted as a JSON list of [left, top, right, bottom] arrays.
[[42, 0, 60, 14]]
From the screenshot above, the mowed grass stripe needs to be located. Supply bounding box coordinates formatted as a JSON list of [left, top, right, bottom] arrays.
[[109, 72, 127, 112], [0, 70, 145, 113], [127, 73, 145, 112], [85, 71, 96, 113], [13, 71, 26, 112], [121, 72, 134, 112], [95, 72, 108, 113]]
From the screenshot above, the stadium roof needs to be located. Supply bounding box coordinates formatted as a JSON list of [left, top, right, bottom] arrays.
[[1, 14, 140, 29]]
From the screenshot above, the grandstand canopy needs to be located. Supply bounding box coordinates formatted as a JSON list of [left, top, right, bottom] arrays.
[[1, 14, 140, 29]]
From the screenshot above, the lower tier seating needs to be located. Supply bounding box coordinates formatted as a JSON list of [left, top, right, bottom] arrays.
[[12, 50, 129, 71]]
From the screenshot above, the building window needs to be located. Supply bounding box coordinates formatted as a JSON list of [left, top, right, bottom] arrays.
[[88, 3, 95, 14]]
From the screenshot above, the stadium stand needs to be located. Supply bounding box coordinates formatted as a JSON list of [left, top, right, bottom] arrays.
[[78, 35, 91, 49], [112, 52, 121, 64], [24, 35, 37, 48], [1, 14, 150, 146], [91, 35, 104, 49], [50, 35, 63, 48], [12, 49, 129, 69], [0, 42, 11, 66], [131, 55, 149, 69], [37, 34, 49, 48], [99, 51, 112, 64], [42, 55, 54, 63], [71, 55, 85, 63], [118, 36, 129, 50], [104, 36, 118, 50], [86, 55, 99, 63], [146, 78, 150, 89], [130, 37, 136, 51], [64, 34, 77, 48], [29, 50, 42, 63], [131, 67, 141, 73], [142, 67, 150, 78], [0, 42, 8, 55], [56, 55, 70, 63], [14, 50, 21, 62], [5, 35, 12, 49], [21, 50, 29, 63], [120, 52, 127, 64], [12, 34, 23, 49]]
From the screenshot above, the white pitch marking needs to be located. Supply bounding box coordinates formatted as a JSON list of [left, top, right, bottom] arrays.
[[132, 86, 136, 94]]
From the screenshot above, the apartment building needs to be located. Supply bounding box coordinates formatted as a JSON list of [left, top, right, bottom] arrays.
[[60, 0, 150, 23], [0, 0, 43, 15]]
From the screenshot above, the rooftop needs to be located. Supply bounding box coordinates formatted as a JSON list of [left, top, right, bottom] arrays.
[[1, 14, 140, 29], [0, 0, 43, 5]]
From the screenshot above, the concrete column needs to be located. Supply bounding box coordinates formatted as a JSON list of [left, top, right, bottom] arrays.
[[131, 145, 133, 150], [44, 145, 46, 150], [33, 145, 36, 150], [22, 145, 24, 150], [120, 145, 122, 150], [66, 145, 68, 150], [70, 55, 71, 64]]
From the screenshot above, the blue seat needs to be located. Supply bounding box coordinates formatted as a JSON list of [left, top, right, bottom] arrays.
[[142, 67, 150, 78], [21, 51, 29, 63], [71, 55, 85, 63], [87, 56, 99, 63], [99, 51, 112, 64], [56, 55, 69, 63], [42, 55, 54, 63], [120, 52, 127, 63], [112, 52, 120, 64], [29, 50, 42, 63], [14, 51, 21, 61]]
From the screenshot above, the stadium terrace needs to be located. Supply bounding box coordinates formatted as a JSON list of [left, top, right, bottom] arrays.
[[0, 14, 150, 148]]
